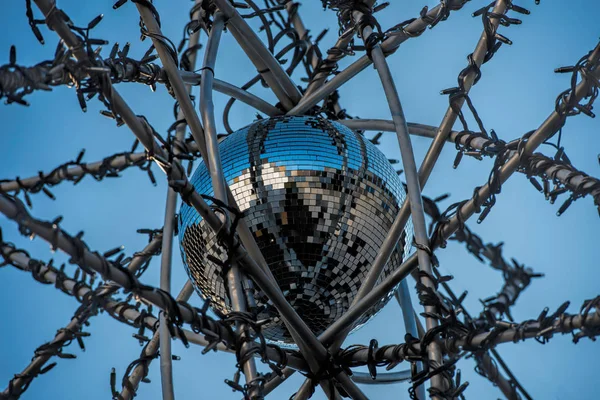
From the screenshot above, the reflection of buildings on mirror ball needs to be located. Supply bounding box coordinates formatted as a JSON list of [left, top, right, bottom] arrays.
[[179, 116, 413, 343]]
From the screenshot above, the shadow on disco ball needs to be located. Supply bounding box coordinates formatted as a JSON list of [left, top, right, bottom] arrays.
[[179, 115, 414, 345]]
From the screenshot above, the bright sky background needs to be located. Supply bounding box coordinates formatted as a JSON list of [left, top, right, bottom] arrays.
[[1, 1, 599, 399]]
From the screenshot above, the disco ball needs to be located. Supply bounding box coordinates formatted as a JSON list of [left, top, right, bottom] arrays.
[[179, 116, 413, 343]]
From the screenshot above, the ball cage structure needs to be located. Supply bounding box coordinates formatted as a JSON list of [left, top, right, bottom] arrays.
[[0, 0, 599, 399]]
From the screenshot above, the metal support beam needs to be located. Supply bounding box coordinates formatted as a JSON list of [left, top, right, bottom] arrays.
[[361, 24, 445, 398], [212, 0, 302, 110], [288, 0, 468, 115]]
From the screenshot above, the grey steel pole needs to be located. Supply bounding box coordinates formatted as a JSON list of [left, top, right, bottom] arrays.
[[212, 0, 302, 110], [339, 119, 464, 141], [134, 0, 276, 287], [155, 3, 205, 397], [199, 13, 262, 398], [120, 281, 196, 400], [135, 3, 208, 162], [0, 235, 163, 398], [157, 129, 178, 400], [179, 70, 281, 116], [361, 24, 445, 397], [395, 280, 426, 399], [351, 370, 412, 385], [295, 1, 441, 394], [200, 12, 228, 204]]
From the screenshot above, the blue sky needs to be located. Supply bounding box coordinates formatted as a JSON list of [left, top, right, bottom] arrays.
[[1, 0, 599, 399]]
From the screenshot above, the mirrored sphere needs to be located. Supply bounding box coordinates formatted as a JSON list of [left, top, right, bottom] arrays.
[[178, 116, 413, 343]]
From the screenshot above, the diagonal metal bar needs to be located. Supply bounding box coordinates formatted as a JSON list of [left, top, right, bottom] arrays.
[[288, 0, 468, 115], [212, 0, 302, 110], [433, 43, 600, 246]]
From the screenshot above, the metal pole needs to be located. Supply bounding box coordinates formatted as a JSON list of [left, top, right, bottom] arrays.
[[361, 25, 444, 397], [135, 2, 276, 286], [179, 70, 281, 116], [351, 370, 412, 385], [155, 2, 205, 397], [212, 0, 302, 110], [435, 43, 600, 244], [199, 12, 262, 398], [395, 281, 426, 399], [120, 281, 196, 400], [200, 12, 228, 204], [339, 119, 464, 141]]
